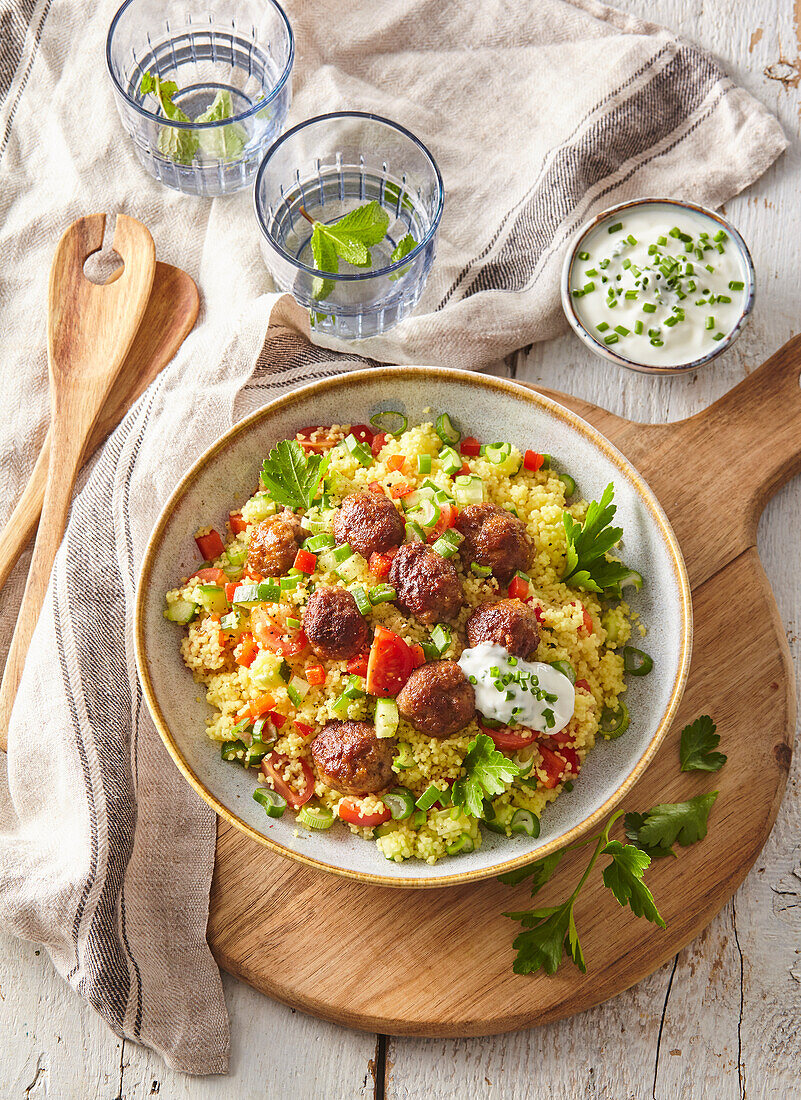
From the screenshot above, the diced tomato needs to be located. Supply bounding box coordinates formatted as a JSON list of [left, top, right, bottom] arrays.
[[387, 454, 409, 473], [296, 425, 338, 453], [235, 632, 259, 668], [242, 570, 263, 584], [349, 424, 375, 446], [575, 678, 592, 693], [580, 606, 594, 634], [368, 480, 386, 495], [218, 630, 227, 648], [192, 566, 228, 585], [305, 664, 326, 686], [459, 462, 471, 476], [294, 548, 317, 574], [347, 653, 370, 677], [560, 746, 581, 775], [269, 710, 287, 729], [548, 725, 575, 748], [229, 512, 248, 534], [508, 575, 529, 600], [409, 644, 426, 669], [390, 481, 414, 499], [524, 450, 545, 473], [260, 753, 315, 809], [242, 693, 276, 720], [368, 550, 396, 579], [366, 625, 414, 697], [371, 431, 389, 457], [532, 604, 545, 624], [426, 502, 458, 542], [294, 721, 315, 738], [460, 436, 481, 457], [250, 605, 308, 658], [479, 721, 537, 750], [538, 744, 567, 789], [338, 798, 391, 828], [195, 529, 225, 560], [224, 581, 239, 601]]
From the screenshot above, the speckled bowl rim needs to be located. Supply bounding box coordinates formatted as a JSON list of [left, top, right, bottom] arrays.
[[134, 367, 693, 889], [560, 197, 756, 376]]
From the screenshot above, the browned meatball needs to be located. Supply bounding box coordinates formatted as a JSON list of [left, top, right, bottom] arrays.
[[333, 492, 405, 557], [396, 661, 475, 739], [303, 586, 368, 661], [467, 599, 540, 659], [388, 542, 464, 625], [455, 504, 532, 584], [246, 510, 306, 576], [311, 721, 396, 795]]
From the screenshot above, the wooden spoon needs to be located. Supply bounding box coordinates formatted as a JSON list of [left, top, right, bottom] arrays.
[[0, 261, 199, 594], [0, 213, 156, 746]]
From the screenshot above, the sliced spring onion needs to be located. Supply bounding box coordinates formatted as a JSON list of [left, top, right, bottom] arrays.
[[375, 698, 400, 738], [232, 583, 261, 606], [384, 787, 415, 820], [435, 412, 460, 445], [305, 532, 335, 552], [439, 445, 462, 475], [297, 804, 334, 830], [392, 741, 415, 770], [431, 529, 463, 559], [285, 616, 301, 630], [225, 545, 247, 566], [430, 623, 452, 654], [558, 472, 576, 497], [336, 553, 366, 583], [445, 834, 475, 855], [376, 821, 398, 839], [482, 441, 512, 463], [245, 740, 271, 766], [618, 569, 644, 593], [164, 598, 198, 624], [220, 739, 246, 762], [404, 520, 425, 542], [344, 433, 373, 467], [409, 808, 427, 830], [220, 609, 244, 633], [351, 584, 371, 616], [549, 660, 576, 685], [623, 647, 654, 676], [253, 787, 287, 818], [415, 783, 448, 811], [420, 641, 440, 662], [510, 808, 540, 837], [369, 410, 408, 436], [343, 675, 365, 699], [416, 454, 432, 475], [470, 562, 492, 578], [368, 583, 397, 605], [454, 474, 484, 506], [406, 497, 440, 529], [287, 675, 310, 706], [599, 701, 630, 739], [279, 576, 300, 591]]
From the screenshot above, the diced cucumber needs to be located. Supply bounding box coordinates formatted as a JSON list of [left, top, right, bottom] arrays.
[[375, 698, 399, 739], [286, 675, 310, 706], [335, 552, 366, 583], [439, 446, 462, 475], [454, 475, 484, 506], [220, 609, 245, 634], [196, 584, 228, 614], [232, 583, 261, 607], [164, 598, 199, 624], [249, 650, 286, 690], [242, 493, 277, 523]]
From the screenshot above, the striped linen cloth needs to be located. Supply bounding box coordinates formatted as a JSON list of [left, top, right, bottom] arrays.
[[0, 0, 785, 1075]]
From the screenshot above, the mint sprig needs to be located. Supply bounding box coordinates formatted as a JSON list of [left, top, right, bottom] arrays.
[[140, 72, 245, 165]]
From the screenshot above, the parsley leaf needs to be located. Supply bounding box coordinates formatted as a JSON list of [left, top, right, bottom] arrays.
[[623, 811, 676, 860], [452, 733, 520, 818], [679, 715, 727, 772], [195, 90, 247, 159], [259, 439, 329, 512], [498, 848, 568, 894], [505, 902, 578, 976], [561, 483, 636, 594], [141, 71, 199, 165], [635, 791, 718, 850], [601, 840, 666, 927]]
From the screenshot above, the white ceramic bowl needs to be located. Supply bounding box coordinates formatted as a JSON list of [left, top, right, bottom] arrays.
[[135, 367, 692, 887], [561, 198, 756, 376]]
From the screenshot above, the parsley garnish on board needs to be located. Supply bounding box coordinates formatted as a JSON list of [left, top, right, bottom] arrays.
[[300, 201, 418, 302], [259, 439, 329, 512], [679, 715, 727, 772], [451, 733, 520, 817], [561, 483, 636, 594]]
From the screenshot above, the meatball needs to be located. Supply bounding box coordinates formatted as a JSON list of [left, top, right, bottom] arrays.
[[467, 599, 540, 659], [388, 542, 464, 625], [396, 661, 475, 739], [303, 586, 368, 661], [333, 492, 405, 557], [246, 510, 306, 576], [311, 721, 396, 796], [455, 504, 532, 584]]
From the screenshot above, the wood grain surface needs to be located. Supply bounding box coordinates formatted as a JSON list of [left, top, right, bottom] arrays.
[[206, 338, 798, 1037]]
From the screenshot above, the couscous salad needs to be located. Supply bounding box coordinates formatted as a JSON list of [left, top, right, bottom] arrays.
[[164, 411, 652, 863]]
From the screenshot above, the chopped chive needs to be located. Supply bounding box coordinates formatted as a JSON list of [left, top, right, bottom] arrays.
[[596, 321, 610, 332], [586, 267, 598, 276], [607, 298, 617, 308], [650, 338, 664, 346], [648, 328, 661, 338], [705, 264, 715, 273], [714, 229, 727, 242], [729, 280, 744, 291], [716, 243, 725, 253], [634, 320, 644, 334], [716, 294, 731, 304], [657, 235, 667, 245], [604, 334, 619, 345], [622, 258, 631, 269], [614, 325, 630, 336], [669, 227, 681, 238], [624, 290, 638, 299], [706, 316, 714, 330], [572, 289, 584, 298], [626, 234, 637, 245], [663, 316, 678, 327], [583, 281, 596, 293], [647, 244, 658, 255], [713, 332, 725, 341], [642, 302, 657, 313], [578, 250, 590, 260], [608, 222, 623, 234]]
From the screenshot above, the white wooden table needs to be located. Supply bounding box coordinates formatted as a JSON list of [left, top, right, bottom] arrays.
[[3, 1, 800, 1096]]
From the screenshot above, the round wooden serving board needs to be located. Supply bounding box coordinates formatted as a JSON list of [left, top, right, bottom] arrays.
[[207, 336, 801, 1036]]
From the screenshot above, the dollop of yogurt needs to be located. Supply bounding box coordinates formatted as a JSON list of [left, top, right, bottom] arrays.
[[458, 642, 575, 734]]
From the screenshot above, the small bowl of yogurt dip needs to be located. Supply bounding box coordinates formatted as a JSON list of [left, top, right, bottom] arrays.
[[561, 198, 755, 375]]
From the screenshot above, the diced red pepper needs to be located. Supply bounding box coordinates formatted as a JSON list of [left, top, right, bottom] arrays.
[[409, 644, 426, 668], [224, 581, 239, 602], [390, 481, 414, 499], [242, 693, 276, 720], [371, 431, 389, 457], [338, 798, 391, 828], [368, 550, 396, 579], [581, 606, 594, 634], [195, 529, 225, 560], [192, 567, 228, 585], [368, 480, 386, 495], [387, 454, 409, 473], [305, 664, 326, 686], [294, 721, 315, 738], [269, 710, 288, 729], [460, 436, 481, 457], [236, 633, 259, 668], [524, 450, 545, 473], [459, 462, 471, 476], [294, 548, 317, 574], [218, 630, 227, 648], [508, 575, 530, 600], [346, 653, 370, 677], [575, 678, 592, 693], [229, 512, 248, 534], [532, 604, 545, 624]]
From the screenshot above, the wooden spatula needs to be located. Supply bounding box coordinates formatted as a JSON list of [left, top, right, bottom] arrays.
[[0, 261, 199, 594], [0, 213, 156, 745]]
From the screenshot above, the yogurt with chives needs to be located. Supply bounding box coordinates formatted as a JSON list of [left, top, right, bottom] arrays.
[[457, 642, 575, 733], [569, 204, 750, 367]]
